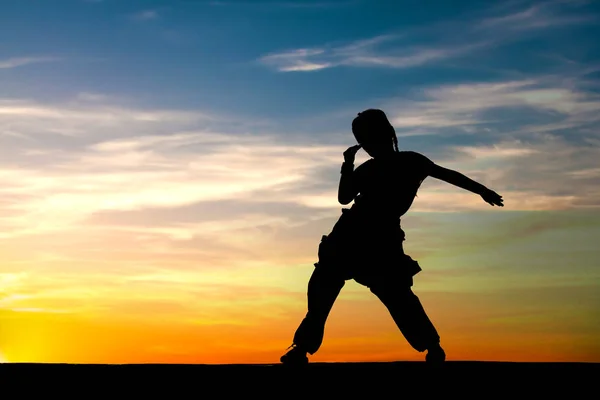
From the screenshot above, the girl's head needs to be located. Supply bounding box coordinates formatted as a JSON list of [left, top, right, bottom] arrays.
[[351, 109, 399, 158]]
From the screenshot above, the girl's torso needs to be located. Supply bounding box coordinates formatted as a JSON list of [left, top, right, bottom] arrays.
[[350, 150, 432, 222], [319, 151, 433, 280]]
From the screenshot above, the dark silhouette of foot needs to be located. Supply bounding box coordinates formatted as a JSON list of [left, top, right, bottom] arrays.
[[425, 344, 446, 364], [280, 344, 308, 365]]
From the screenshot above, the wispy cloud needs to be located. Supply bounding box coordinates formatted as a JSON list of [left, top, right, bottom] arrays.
[[259, 48, 333, 72], [0, 57, 59, 69], [476, 0, 597, 31], [0, 97, 343, 240], [258, 34, 487, 72], [132, 10, 159, 21], [258, 0, 597, 72], [275, 0, 358, 8], [208, 0, 357, 8], [382, 77, 600, 134], [76, 92, 109, 102]]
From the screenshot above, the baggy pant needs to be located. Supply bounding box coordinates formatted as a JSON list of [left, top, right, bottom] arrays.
[[291, 232, 440, 355]]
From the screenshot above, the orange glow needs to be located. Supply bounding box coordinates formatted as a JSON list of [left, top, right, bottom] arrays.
[[2, 277, 598, 364], [1, 208, 599, 364]]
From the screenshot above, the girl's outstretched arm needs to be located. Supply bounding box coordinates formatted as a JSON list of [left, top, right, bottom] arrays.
[[429, 164, 504, 207]]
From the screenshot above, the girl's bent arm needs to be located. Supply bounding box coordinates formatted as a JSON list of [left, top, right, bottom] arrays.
[[338, 162, 358, 205]]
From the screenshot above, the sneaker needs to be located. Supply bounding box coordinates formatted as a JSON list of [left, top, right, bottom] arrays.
[[425, 344, 446, 364], [280, 344, 309, 365]]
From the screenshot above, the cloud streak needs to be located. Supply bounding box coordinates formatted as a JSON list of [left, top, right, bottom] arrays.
[[258, 0, 596, 72], [258, 35, 487, 72], [132, 10, 159, 21], [0, 57, 59, 69], [382, 77, 600, 135], [0, 97, 344, 240], [208, 0, 358, 8], [476, 0, 597, 31]]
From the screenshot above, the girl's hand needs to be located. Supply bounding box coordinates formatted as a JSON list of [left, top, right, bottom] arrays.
[[343, 144, 362, 163], [481, 188, 504, 207]]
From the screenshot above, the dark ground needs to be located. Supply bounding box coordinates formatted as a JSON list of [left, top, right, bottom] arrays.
[[2, 361, 597, 396]]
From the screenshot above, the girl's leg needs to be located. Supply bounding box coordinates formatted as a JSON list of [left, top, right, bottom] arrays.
[[291, 265, 346, 354], [369, 281, 441, 353]]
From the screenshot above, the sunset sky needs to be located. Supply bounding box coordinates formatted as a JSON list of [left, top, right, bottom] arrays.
[[1, 0, 599, 364]]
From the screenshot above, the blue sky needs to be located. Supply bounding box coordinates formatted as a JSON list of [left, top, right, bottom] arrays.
[[3, 0, 599, 119], [1, 0, 600, 362]]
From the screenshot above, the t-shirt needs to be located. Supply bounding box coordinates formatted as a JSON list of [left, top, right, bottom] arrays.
[[350, 151, 433, 220]]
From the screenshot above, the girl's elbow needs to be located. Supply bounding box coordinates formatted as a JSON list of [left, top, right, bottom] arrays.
[[338, 195, 352, 205]]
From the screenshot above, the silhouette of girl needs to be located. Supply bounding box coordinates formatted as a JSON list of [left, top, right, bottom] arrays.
[[281, 109, 504, 365]]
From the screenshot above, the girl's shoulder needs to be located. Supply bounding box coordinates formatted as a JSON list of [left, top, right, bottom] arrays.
[[397, 151, 434, 165]]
